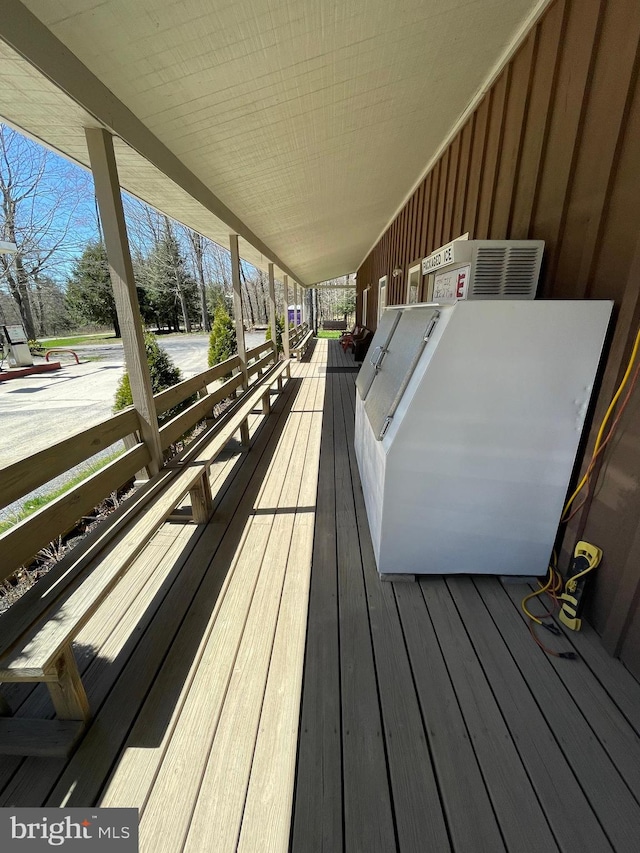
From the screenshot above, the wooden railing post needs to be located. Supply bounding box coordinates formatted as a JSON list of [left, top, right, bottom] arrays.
[[85, 128, 162, 477], [283, 275, 291, 360], [230, 233, 250, 446], [268, 263, 278, 359], [293, 281, 299, 327]]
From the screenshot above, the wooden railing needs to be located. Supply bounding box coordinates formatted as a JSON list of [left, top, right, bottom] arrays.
[[0, 347, 280, 582], [289, 322, 310, 351], [246, 340, 277, 379]]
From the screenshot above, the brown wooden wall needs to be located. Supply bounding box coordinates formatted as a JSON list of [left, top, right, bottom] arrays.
[[357, 0, 640, 672]]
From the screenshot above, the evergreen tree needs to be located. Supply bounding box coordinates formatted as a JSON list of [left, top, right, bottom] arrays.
[[265, 314, 285, 354], [113, 331, 186, 422], [206, 282, 229, 315], [141, 220, 198, 332], [65, 241, 121, 336], [208, 306, 237, 369]]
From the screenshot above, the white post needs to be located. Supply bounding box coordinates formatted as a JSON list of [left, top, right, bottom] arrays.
[[230, 233, 248, 387], [230, 233, 249, 445], [85, 127, 162, 476], [293, 282, 299, 327], [283, 274, 291, 360], [268, 263, 278, 358]]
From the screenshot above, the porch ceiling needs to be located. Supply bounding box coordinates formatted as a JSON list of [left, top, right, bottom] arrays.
[[1, 0, 544, 283]]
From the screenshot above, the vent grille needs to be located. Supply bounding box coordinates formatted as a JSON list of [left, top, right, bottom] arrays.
[[469, 243, 541, 299], [472, 247, 506, 295]]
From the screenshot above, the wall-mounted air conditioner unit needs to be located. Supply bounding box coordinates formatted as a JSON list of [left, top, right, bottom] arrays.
[[422, 239, 544, 302]]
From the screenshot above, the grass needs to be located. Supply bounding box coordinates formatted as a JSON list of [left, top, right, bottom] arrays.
[[317, 330, 342, 339], [39, 334, 120, 348], [0, 448, 125, 535]]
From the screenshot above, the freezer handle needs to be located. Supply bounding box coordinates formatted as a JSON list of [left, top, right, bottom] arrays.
[[370, 345, 387, 371]]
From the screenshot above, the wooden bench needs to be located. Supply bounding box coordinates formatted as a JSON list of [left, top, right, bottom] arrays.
[[290, 323, 313, 360], [0, 356, 290, 757]]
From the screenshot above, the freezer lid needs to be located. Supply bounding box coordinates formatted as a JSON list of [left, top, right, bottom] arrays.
[[364, 306, 440, 440], [355, 308, 402, 401]]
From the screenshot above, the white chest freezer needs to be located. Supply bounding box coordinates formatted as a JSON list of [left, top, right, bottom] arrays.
[[354, 300, 612, 576]]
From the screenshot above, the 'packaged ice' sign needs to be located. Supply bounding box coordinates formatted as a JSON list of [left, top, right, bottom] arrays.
[[422, 242, 456, 275]]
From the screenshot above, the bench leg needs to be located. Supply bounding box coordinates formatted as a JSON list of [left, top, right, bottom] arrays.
[[276, 375, 283, 392], [190, 470, 213, 523], [285, 363, 291, 379], [262, 392, 271, 415], [47, 645, 91, 723], [239, 418, 250, 448]]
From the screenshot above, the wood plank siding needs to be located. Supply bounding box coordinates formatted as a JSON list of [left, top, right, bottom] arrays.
[[356, 0, 640, 673]]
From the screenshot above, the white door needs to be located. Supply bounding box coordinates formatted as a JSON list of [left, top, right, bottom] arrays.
[[406, 264, 422, 304]]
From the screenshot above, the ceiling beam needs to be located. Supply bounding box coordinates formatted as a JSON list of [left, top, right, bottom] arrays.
[[0, 0, 304, 284]]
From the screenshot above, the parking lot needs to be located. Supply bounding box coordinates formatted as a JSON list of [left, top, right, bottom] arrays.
[[0, 332, 265, 520]]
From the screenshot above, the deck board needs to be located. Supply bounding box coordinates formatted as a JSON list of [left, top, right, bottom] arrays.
[[2, 339, 640, 853], [339, 372, 451, 852], [481, 579, 640, 851], [290, 358, 342, 853], [449, 576, 613, 852], [291, 341, 640, 853], [334, 370, 397, 853]]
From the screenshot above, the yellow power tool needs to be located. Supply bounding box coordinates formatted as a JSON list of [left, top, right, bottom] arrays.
[[558, 541, 603, 631]]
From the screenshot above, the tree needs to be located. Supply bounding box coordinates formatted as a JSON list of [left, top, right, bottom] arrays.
[[208, 306, 237, 368], [113, 331, 184, 422], [206, 282, 229, 315], [0, 124, 92, 339], [32, 275, 72, 336], [141, 218, 198, 332], [186, 229, 211, 332], [335, 290, 357, 321], [66, 241, 121, 336], [266, 314, 285, 354]]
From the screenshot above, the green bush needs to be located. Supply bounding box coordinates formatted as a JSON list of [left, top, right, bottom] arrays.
[[208, 306, 237, 369], [265, 315, 285, 354], [114, 331, 188, 422]]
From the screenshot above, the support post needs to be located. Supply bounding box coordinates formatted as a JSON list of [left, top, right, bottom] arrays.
[[268, 263, 278, 359], [85, 128, 162, 476], [283, 274, 291, 360], [312, 287, 318, 335], [230, 233, 248, 389], [190, 470, 213, 523], [47, 644, 91, 723], [293, 282, 299, 327]]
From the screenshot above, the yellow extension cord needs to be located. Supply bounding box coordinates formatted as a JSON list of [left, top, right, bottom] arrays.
[[523, 326, 640, 628], [562, 326, 640, 520]]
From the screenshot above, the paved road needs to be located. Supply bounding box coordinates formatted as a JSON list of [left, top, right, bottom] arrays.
[[0, 332, 265, 521]]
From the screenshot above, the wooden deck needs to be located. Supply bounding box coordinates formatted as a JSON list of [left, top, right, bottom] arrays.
[[2, 339, 640, 853]]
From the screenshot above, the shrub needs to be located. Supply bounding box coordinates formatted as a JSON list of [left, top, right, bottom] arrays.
[[265, 315, 285, 354], [208, 306, 237, 369], [114, 331, 188, 422]]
